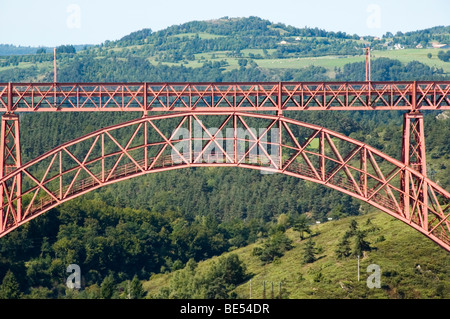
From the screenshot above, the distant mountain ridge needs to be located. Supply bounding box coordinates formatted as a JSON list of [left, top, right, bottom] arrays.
[[2, 17, 449, 56], [0, 16, 449, 82], [117, 17, 450, 42], [0, 44, 92, 56]]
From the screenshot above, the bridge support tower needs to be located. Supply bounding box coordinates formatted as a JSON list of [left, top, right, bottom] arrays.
[[401, 111, 428, 229], [0, 113, 22, 221]]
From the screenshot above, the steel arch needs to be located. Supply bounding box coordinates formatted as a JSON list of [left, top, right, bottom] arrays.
[[1, 112, 449, 251]]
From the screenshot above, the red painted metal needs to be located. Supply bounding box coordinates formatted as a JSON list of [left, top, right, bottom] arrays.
[[365, 47, 371, 82], [0, 114, 22, 225], [0, 112, 448, 251], [0, 80, 449, 251], [53, 48, 57, 83], [401, 112, 429, 231], [0, 81, 449, 112], [402, 112, 427, 175]]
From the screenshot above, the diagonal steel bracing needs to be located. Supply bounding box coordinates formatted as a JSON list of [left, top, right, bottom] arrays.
[[0, 112, 449, 252], [1, 81, 450, 112]]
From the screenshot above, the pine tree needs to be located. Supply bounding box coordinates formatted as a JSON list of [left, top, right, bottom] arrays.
[[129, 275, 145, 299], [100, 274, 115, 299], [293, 215, 311, 240], [348, 219, 358, 236], [216, 254, 247, 286], [352, 230, 371, 257], [302, 238, 317, 264], [335, 237, 352, 259], [0, 271, 21, 299]]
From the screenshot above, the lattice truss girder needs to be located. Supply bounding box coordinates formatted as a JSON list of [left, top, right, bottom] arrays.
[[0, 81, 449, 112], [0, 112, 449, 251]]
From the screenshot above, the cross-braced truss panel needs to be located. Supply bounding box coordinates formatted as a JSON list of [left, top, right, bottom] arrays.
[[0, 112, 449, 251]]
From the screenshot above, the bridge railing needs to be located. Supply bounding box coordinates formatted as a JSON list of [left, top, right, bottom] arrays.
[[0, 81, 449, 112]]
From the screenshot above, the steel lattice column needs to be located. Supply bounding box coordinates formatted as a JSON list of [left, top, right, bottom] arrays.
[[401, 111, 428, 227], [0, 113, 22, 221]]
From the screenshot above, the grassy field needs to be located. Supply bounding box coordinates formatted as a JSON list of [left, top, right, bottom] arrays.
[[255, 55, 364, 70], [68, 33, 446, 74], [143, 53, 366, 72], [253, 48, 450, 74], [372, 48, 450, 74], [143, 210, 450, 299], [144, 47, 450, 75], [2, 44, 449, 78]]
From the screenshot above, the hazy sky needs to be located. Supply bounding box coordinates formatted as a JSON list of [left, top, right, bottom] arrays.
[[1, 0, 449, 47]]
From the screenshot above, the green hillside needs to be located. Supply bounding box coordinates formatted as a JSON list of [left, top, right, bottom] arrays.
[[1, 17, 449, 81], [145, 210, 450, 299]]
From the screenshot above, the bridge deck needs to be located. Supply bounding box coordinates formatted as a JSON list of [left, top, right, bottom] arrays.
[[0, 81, 449, 112]]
